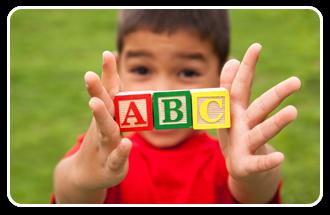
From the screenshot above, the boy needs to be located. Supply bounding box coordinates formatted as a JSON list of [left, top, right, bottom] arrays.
[[52, 10, 301, 204]]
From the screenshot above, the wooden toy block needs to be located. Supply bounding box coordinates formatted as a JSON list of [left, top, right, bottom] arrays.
[[190, 88, 230, 129], [153, 90, 192, 129], [114, 91, 153, 132]]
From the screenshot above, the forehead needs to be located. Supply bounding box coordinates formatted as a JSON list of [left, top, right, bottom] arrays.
[[121, 29, 216, 58]]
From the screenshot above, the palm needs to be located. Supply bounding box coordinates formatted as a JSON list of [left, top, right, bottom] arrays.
[[217, 43, 301, 179]]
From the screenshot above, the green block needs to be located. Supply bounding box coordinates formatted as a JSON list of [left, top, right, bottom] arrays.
[[153, 90, 192, 129]]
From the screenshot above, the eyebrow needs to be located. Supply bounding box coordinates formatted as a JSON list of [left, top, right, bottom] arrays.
[[175, 52, 207, 62], [125, 50, 154, 59], [125, 50, 207, 63]]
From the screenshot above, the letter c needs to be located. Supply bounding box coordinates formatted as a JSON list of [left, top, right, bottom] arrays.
[[199, 99, 223, 123]]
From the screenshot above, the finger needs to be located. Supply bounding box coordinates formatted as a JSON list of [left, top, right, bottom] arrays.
[[248, 105, 298, 153], [89, 97, 121, 149], [85, 71, 115, 116], [107, 138, 132, 172], [247, 76, 301, 128], [102, 51, 121, 98], [245, 152, 284, 174], [220, 59, 240, 92], [231, 43, 262, 108], [217, 59, 240, 154]]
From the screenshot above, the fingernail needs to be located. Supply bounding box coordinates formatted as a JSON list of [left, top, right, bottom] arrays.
[[88, 99, 93, 109], [254, 43, 262, 50], [103, 50, 113, 58], [88, 98, 94, 108], [290, 76, 302, 90], [120, 138, 132, 151], [229, 59, 240, 65], [84, 71, 94, 82], [287, 105, 298, 119]]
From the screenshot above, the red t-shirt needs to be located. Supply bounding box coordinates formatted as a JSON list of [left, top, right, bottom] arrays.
[[51, 132, 281, 204]]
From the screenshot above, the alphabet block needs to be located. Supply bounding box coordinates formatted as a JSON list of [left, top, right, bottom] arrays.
[[114, 91, 153, 132], [153, 90, 192, 129], [190, 88, 230, 129]]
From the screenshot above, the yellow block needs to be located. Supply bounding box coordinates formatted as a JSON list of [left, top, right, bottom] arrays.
[[190, 88, 231, 129]]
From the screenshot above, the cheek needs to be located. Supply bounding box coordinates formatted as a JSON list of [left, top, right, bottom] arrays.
[[192, 72, 220, 88], [204, 67, 220, 87], [209, 73, 221, 87], [204, 58, 221, 87], [120, 76, 158, 91], [118, 69, 146, 91]]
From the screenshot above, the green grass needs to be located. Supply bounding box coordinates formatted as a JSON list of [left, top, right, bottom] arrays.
[[10, 9, 320, 204]]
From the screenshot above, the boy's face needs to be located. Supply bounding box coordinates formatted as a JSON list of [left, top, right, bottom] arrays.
[[118, 29, 221, 148]]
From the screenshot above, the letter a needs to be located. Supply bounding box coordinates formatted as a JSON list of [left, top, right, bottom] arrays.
[[122, 101, 146, 126]]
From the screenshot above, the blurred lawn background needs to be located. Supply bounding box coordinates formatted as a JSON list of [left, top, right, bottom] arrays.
[[10, 9, 320, 204]]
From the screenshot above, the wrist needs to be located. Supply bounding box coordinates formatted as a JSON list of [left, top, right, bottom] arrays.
[[228, 163, 282, 203], [55, 155, 107, 203]]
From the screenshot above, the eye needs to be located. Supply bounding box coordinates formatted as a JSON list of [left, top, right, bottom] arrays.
[[130, 66, 150, 76], [178, 69, 201, 79]]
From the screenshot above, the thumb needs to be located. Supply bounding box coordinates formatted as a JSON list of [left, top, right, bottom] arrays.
[[220, 59, 240, 91], [217, 59, 240, 157], [106, 138, 132, 172]]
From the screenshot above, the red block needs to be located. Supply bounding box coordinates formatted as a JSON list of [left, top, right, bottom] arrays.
[[114, 91, 153, 132]]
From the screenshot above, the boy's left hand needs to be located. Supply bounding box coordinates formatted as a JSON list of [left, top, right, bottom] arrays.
[[217, 43, 301, 179]]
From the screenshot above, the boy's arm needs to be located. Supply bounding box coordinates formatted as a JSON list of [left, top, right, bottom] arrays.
[[217, 43, 301, 203]]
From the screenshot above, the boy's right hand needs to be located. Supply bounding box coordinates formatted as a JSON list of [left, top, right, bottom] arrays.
[[71, 51, 132, 191]]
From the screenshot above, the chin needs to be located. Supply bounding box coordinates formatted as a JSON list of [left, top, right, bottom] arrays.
[[140, 128, 196, 148]]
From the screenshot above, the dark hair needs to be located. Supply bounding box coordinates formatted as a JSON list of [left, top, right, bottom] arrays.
[[117, 9, 230, 67]]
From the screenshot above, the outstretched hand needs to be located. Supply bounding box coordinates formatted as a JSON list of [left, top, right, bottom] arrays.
[[73, 51, 132, 190], [217, 43, 301, 179]]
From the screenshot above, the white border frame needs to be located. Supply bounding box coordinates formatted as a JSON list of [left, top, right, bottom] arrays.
[[7, 6, 323, 207]]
